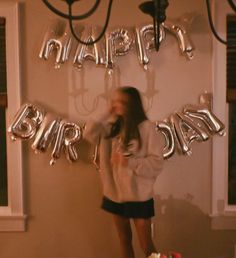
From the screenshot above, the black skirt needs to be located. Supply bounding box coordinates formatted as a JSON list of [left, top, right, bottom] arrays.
[[101, 196, 155, 219]]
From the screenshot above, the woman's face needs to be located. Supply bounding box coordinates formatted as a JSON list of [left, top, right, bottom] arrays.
[[111, 91, 129, 117]]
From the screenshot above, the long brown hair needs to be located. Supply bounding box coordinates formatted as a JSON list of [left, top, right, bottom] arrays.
[[108, 86, 147, 148]]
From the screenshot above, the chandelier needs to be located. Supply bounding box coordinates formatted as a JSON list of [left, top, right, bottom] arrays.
[[42, 0, 236, 50]]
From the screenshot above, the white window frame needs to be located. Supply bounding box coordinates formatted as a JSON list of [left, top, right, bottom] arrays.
[[211, 0, 236, 229], [0, 1, 26, 231]]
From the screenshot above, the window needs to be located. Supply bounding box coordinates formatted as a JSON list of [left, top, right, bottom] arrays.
[[211, 1, 236, 230], [0, 2, 26, 231], [227, 14, 236, 205], [228, 103, 236, 204], [227, 15, 236, 102], [0, 17, 8, 206]]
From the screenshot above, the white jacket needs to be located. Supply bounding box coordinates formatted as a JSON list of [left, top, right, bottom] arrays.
[[83, 113, 165, 202]]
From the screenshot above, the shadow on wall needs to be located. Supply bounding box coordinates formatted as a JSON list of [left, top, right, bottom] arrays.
[[78, 143, 236, 258], [152, 196, 236, 258]]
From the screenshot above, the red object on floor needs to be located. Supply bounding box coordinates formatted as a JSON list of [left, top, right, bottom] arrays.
[[169, 252, 182, 258]]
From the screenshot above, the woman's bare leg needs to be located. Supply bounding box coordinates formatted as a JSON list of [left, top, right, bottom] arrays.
[[133, 218, 157, 257], [113, 214, 135, 258]]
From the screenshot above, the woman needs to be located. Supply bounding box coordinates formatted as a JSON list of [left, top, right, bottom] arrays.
[[83, 86, 165, 258]]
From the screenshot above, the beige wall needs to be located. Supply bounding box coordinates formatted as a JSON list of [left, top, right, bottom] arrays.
[[1, 0, 236, 258]]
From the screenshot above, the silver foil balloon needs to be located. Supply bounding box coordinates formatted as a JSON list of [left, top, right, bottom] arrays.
[[64, 122, 83, 163], [31, 113, 61, 153], [39, 20, 73, 69], [50, 120, 82, 165], [170, 107, 222, 156], [156, 92, 225, 158], [143, 24, 165, 51], [163, 14, 194, 60], [8, 103, 44, 141], [183, 104, 225, 136], [105, 28, 133, 71], [170, 113, 193, 156], [176, 112, 210, 142], [73, 26, 105, 69], [156, 120, 175, 159], [112, 28, 133, 56], [135, 24, 165, 70]]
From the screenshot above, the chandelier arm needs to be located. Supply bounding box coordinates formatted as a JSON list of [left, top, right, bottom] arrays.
[[206, 0, 227, 45], [68, 0, 113, 45], [227, 0, 236, 12], [157, 0, 161, 50], [42, 0, 101, 20], [153, 19, 161, 51], [154, 0, 160, 51]]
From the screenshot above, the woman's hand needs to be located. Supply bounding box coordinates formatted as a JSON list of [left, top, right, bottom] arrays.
[[111, 152, 128, 167]]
